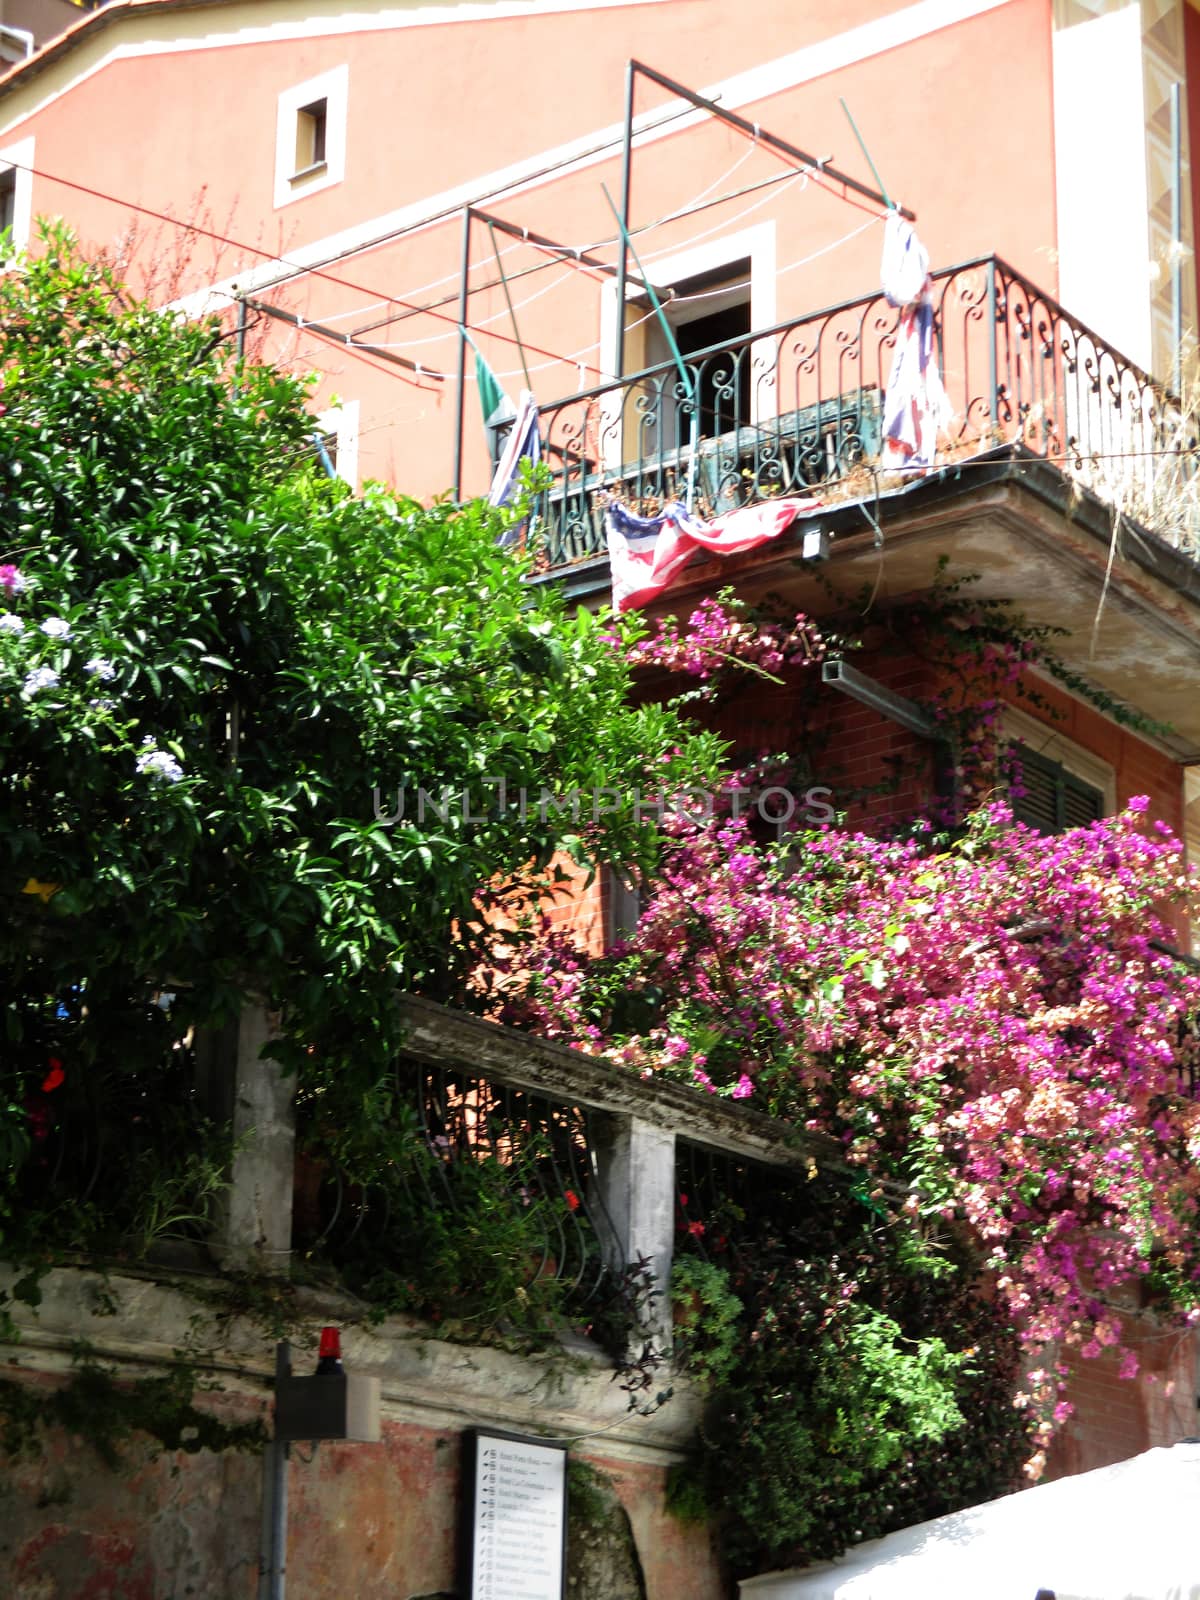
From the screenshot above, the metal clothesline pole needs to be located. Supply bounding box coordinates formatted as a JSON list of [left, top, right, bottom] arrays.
[[240, 295, 444, 379], [601, 181, 700, 511], [452, 204, 472, 501], [614, 57, 637, 380], [486, 217, 532, 391], [472, 206, 650, 288], [625, 57, 915, 222], [347, 166, 791, 341]]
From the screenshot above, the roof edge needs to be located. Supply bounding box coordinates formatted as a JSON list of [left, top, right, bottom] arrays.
[[0, 0, 236, 98]]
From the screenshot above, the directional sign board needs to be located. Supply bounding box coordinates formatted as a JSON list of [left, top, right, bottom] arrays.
[[464, 1428, 567, 1600]]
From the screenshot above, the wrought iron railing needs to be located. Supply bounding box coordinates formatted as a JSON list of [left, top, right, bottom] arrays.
[[16, 1036, 223, 1261], [293, 1057, 615, 1315], [532, 255, 1200, 568]]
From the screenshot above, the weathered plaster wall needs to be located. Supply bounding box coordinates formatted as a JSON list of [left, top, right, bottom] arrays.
[[0, 1267, 726, 1600], [3, 1399, 724, 1600], [4, 1372, 264, 1600]]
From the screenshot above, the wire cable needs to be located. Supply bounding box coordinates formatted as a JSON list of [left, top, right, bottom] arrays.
[[8, 156, 609, 379], [345, 164, 804, 340]]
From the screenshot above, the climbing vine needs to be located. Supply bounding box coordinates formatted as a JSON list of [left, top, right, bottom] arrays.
[[0, 1348, 265, 1468]]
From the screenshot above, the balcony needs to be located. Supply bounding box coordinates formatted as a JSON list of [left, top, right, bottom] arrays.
[[531, 255, 1200, 575]]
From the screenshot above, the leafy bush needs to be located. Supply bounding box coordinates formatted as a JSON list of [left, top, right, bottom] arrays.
[[0, 227, 720, 1239], [667, 1184, 1029, 1574]]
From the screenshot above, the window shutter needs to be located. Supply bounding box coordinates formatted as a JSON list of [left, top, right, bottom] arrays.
[[1010, 744, 1103, 835], [1062, 770, 1104, 830]]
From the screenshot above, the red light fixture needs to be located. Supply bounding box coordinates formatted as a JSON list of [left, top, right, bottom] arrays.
[[316, 1326, 343, 1375]]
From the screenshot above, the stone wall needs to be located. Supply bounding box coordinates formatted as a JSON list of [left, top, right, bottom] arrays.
[[1, 1266, 727, 1600]]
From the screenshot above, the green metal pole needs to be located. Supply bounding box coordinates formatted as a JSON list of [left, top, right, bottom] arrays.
[[839, 98, 894, 213], [485, 218, 531, 391], [615, 58, 636, 379], [600, 182, 693, 403], [601, 182, 700, 510]]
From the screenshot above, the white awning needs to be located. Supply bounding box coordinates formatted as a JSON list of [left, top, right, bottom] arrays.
[[739, 1440, 1200, 1600]]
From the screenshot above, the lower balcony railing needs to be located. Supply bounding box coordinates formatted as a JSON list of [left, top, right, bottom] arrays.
[[531, 255, 1200, 569]]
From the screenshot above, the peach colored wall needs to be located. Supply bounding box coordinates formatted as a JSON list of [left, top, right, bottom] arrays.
[[0, 0, 1061, 499]]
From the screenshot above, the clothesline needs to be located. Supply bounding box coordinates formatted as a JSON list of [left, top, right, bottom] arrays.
[[367, 210, 886, 382], [317, 142, 785, 334]]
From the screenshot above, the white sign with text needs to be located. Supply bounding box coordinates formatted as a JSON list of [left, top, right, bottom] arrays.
[[468, 1430, 566, 1600]]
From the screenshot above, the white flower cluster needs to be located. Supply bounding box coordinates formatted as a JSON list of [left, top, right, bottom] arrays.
[[22, 665, 60, 698], [2, 575, 189, 800], [135, 738, 184, 784]]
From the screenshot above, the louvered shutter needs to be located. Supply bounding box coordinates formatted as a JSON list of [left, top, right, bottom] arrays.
[[1010, 744, 1103, 835]]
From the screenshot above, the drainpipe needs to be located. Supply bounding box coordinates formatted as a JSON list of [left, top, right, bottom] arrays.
[[1170, 80, 1183, 396], [259, 1342, 291, 1600], [0, 25, 35, 61]]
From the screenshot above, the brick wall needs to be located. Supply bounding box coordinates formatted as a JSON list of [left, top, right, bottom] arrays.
[[1048, 1312, 1199, 1480]]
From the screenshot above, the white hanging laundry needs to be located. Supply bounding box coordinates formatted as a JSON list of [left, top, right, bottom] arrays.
[[879, 212, 952, 471]]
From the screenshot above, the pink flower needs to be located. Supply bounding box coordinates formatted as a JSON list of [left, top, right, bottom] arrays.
[[0, 563, 25, 595], [731, 1074, 754, 1100]]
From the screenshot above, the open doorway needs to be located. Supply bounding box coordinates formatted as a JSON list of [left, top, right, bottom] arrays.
[[640, 260, 752, 448]]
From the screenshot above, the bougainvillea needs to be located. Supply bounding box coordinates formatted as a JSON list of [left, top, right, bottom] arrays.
[[623, 591, 825, 682], [504, 801, 1200, 1466]]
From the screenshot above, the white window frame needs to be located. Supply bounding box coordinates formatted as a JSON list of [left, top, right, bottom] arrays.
[[274, 66, 348, 210], [316, 399, 359, 490], [1002, 705, 1116, 819], [597, 221, 777, 468], [0, 135, 34, 260]]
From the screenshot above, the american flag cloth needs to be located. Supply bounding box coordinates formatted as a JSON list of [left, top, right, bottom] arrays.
[[489, 388, 541, 544], [604, 494, 821, 613], [880, 213, 951, 471]]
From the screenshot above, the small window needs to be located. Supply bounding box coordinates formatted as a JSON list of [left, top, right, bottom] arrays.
[[1010, 744, 1104, 835], [0, 169, 15, 236], [294, 99, 328, 178], [274, 66, 347, 210]]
